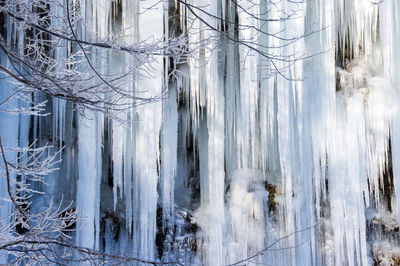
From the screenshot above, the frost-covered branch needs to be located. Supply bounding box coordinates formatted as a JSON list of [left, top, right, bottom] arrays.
[[0, 0, 318, 118], [0, 135, 182, 265], [0, 0, 196, 117], [177, 0, 318, 80]]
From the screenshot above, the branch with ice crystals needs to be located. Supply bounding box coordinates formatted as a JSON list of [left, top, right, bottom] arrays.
[[4, 141, 61, 183], [0, 0, 199, 119], [0, 135, 182, 265], [0, 89, 49, 116]]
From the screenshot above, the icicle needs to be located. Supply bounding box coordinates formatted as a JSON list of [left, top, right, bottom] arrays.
[[159, 0, 178, 229], [334, 0, 379, 62], [76, 114, 102, 250], [238, 0, 260, 169], [51, 1, 67, 150], [381, 0, 400, 229], [130, 0, 163, 261], [75, 0, 110, 251], [193, 1, 225, 265], [329, 94, 368, 266], [160, 84, 178, 225], [224, 0, 240, 177], [112, 123, 124, 209]]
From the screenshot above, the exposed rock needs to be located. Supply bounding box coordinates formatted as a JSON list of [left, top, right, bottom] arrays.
[[101, 210, 122, 242], [372, 242, 400, 266], [264, 181, 277, 214], [367, 207, 399, 240]]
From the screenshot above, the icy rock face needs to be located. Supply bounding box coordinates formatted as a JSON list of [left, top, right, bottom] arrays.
[[372, 242, 400, 265], [4, 0, 400, 265]]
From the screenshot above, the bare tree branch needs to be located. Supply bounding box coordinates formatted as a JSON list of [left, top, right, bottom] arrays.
[[0, 134, 182, 266]]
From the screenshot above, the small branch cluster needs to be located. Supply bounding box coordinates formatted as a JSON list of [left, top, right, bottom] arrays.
[[0, 0, 196, 118], [0, 136, 180, 265], [177, 0, 316, 80]]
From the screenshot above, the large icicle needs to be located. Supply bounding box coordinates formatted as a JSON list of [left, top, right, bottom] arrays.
[[303, 0, 337, 264], [160, 81, 178, 225], [237, 0, 260, 169], [131, 0, 163, 261], [121, 0, 138, 236], [160, 0, 178, 229], [272, 1, 313, 265], [225, 1, 268, 264], [75, 0, 109, 251], [193, 1, 226, 265], [76, 114, 102, 249], [381, 0, 400, 228]]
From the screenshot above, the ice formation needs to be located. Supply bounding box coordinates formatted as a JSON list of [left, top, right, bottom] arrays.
[[2, 0, 400, 265]]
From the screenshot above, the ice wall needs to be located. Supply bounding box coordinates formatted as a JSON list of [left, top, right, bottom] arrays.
[[3, 0, 400, 265]]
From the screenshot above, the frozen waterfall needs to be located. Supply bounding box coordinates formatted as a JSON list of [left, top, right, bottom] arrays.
[[2, 0, 400, 265]]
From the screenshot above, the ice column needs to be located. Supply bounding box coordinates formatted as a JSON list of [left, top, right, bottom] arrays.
[[192, 1, 226, 265], [131, 0, 163, 261], [75, 0, 109, 250], [380, 0, 400, 225]]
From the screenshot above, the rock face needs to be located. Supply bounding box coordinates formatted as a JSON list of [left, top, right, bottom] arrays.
[[372, 242, 400, 266]]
